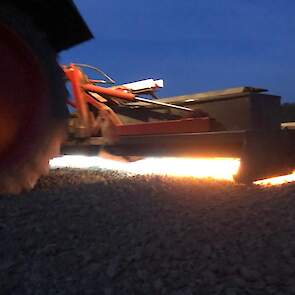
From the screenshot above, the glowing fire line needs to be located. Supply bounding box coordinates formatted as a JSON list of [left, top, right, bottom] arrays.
[[254, 172, 295, 186], [49, 155, 295, 185], [50, 155, 240, 181]]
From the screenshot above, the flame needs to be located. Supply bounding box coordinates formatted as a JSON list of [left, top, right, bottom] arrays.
[[254, 172, 295, 186], [50, 155, 240, 181]]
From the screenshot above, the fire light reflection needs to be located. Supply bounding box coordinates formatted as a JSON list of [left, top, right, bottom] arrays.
[[49, 155, 295, 185], [50, 155, 240, 181], [254, 172, 295, 186]]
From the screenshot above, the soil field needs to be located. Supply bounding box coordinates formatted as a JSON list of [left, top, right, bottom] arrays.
[[1, 168, 295, 295]]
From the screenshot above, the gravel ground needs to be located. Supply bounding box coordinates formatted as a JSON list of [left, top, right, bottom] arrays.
[[1, 168, 295, 295]]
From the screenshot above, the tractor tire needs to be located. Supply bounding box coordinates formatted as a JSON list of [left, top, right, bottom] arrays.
[[0, 4, 68, 194]]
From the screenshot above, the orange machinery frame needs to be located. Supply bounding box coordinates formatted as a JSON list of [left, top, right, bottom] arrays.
[[63, 64, 211, 142]]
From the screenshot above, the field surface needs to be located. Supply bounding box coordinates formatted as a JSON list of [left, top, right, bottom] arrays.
[[1, 169, 295, 294]]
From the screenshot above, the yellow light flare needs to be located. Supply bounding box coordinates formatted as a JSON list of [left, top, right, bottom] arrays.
[[50, 155, 240, 181], [254, 171, 295, 186]]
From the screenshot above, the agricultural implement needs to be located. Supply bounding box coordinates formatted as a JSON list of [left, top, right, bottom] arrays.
[[62, 64, 295, 184], [1, 0, 295, 194]]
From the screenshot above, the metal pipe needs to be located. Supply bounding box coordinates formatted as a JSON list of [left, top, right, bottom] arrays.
[[134, 96, 193, 112]]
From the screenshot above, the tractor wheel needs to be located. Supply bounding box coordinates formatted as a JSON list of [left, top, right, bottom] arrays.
[[0, 4, 68, 194]]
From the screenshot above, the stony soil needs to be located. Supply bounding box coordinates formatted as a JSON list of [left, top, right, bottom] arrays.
[[1, 168, 295, 295]]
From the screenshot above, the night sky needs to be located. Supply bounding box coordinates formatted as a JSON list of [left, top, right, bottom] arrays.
[[61, 0, 295, 102]]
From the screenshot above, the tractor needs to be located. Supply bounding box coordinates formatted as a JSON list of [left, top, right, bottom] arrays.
[[1, 1, 295, 194]]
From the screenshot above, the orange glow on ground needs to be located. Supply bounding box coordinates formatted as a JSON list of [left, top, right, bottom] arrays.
[[50, 156, 295, 186], [50, 155, 240, 181], [254, 171, 295, 186]]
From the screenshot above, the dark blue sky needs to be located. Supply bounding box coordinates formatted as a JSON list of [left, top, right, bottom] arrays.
[[61, 0, 295, 102]]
